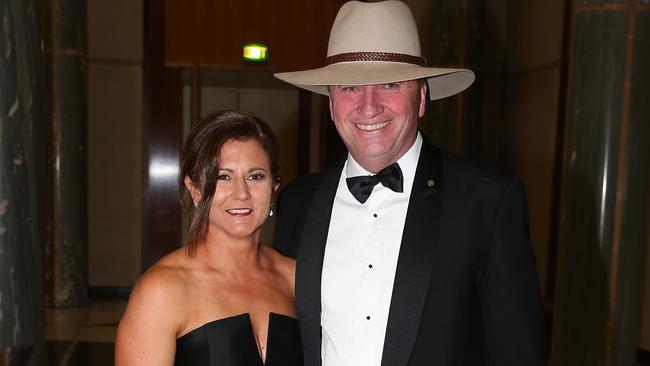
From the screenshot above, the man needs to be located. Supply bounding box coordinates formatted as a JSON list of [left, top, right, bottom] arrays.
[[273, 1, 547, 365]]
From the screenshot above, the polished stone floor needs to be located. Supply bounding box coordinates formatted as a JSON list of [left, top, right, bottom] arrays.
[[46, 299, 126, 366]]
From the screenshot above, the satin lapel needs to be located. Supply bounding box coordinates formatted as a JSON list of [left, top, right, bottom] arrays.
[[295, 159, 344, 366], [380, 140, 444, 366]]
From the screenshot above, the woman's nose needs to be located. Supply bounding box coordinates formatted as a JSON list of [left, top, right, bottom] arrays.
[[232, 178, 251, 200]]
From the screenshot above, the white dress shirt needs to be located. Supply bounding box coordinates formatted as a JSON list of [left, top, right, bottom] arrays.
[[321, 133, 423, 366]]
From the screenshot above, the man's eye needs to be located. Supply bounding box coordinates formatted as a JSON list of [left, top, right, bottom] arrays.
[[381, 83, 399, 89], [341, 86, 359, 92]]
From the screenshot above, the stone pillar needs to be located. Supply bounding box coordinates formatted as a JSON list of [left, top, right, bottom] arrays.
[[551, 2, 650, 365], [43, 0, 88, 307], [0, 0, 46, 365]]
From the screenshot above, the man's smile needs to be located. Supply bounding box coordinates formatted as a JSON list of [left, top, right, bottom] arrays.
[[355, 121, 390, 131]]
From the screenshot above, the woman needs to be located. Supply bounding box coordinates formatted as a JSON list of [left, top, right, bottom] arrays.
[[115, 111, 302, 365]]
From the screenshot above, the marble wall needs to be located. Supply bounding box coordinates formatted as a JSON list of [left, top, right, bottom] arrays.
[[0, 0, 46, 364]]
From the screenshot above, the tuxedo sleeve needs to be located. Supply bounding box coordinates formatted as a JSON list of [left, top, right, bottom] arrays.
[[480, 178, 548, 364]]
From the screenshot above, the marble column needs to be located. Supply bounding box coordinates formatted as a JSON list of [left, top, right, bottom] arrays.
[[551, 2, 650, 365], [0, 0, 47, 365], [43, 0, 88, 308]]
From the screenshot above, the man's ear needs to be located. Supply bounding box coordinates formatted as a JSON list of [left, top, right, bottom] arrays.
[[184, 176, 201, 204], [418, 81, 427, 118]]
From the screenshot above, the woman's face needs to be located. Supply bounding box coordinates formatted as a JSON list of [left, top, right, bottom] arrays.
[[207, 139, 275, 241]]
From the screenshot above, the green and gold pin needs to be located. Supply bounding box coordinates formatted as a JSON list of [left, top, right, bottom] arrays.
[[426, 179, 435, 187]]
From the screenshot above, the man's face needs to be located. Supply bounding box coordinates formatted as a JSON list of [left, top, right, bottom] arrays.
[[328, 80, 427, 173]]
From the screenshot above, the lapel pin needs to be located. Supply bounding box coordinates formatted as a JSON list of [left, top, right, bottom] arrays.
[[426, 179, 435, 188]]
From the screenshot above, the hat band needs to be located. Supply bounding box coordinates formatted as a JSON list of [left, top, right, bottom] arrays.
[[327, 52, 426, 66]]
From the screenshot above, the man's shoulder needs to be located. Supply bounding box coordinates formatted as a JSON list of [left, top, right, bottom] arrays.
[[436, 149, 521, 194], [419, 136, 517, 186], [441, 149, 514, 179]]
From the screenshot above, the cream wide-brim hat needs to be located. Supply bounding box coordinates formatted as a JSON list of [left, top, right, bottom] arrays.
[[274, 0, 475, 101]]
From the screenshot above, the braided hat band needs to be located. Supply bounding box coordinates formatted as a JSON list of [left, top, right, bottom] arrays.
[[327, 52, 426, 67]]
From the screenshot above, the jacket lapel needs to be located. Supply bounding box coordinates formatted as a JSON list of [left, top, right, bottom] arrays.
[[381, 140, 444, 366], [295, 159, 344, 366]]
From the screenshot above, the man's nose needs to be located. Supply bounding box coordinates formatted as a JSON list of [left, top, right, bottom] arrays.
[[357, 86, 383, 117]]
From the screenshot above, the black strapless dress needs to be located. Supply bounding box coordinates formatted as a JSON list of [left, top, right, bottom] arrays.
[[174, 313, 303, 366]]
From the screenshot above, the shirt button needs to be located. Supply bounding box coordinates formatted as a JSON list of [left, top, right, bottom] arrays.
[[372, 213, 378, 218], [366, 316, 371, 320], [368, 264, 373, 269]]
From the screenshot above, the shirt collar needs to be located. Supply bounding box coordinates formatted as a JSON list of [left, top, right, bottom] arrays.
[[345, 132, 422, 193]]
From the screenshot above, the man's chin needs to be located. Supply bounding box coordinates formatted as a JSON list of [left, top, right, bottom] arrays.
[[350, 149, 398, 167]]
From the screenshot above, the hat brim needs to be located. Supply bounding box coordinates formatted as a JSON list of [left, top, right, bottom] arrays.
[[274, 62, 475, 101]]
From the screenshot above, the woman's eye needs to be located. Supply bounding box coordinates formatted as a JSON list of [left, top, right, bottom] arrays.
[[248, 173, 266, 181], [216, 174, 230, 181]]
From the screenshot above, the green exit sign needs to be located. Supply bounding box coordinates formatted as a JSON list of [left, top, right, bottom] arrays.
[[243, 44, 268, 62]]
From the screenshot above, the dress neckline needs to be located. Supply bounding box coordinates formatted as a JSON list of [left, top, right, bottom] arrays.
[[177, 312, 297, 340], [177, 312, 298, 364]]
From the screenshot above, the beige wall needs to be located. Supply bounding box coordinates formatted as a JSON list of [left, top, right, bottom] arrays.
[[87, 0, 143, 286]]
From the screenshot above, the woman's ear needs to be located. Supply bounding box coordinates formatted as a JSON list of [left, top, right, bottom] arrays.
[[184, 176, 201, 204]]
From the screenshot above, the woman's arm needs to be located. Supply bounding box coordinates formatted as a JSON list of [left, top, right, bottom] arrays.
[[115, 267, 186, 366]]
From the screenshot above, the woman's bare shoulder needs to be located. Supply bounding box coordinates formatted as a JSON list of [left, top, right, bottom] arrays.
[[115, 249, 191, 365], [135, 250, 190, 300]]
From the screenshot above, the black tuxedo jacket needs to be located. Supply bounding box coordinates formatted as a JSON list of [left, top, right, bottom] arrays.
[[273, 138, 547, 365]]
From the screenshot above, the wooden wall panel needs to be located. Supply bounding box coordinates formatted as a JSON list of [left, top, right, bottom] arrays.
[[143, 0, 184, 271], [165, 0, 199, 61], [165, 0, 346, 71]]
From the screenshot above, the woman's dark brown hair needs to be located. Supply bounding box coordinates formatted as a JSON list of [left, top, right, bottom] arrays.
[[179, 110, 280, 256]]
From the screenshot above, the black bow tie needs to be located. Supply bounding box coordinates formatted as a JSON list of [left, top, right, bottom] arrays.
[[346, 163, 404, 204]]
